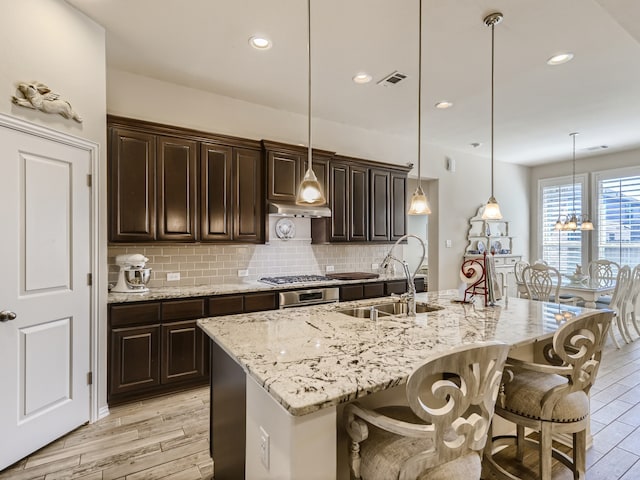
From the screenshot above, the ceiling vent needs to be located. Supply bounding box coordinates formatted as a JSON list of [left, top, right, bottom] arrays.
[[377, 71, 408, 87], [585, 145, 609, 151]]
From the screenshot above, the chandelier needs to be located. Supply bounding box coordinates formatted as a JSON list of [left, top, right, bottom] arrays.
[[554, 132, 594, 232]]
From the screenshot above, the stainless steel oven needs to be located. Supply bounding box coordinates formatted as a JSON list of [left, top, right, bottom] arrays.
[[278, 287, 340, 308]]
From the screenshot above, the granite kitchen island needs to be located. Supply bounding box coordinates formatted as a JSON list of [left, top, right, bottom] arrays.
[[198, 290, 593, 480]]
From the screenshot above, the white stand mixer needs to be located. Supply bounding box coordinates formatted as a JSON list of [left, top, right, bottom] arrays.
[[112, 254, 151, 293]]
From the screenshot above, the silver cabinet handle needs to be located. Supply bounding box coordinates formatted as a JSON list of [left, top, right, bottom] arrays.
[[0, 310, 17, 322]]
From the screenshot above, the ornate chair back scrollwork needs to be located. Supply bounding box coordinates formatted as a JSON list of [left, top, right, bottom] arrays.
[[344, 342, 509, 480], [588, 259, 620, 288], [484, 310, 613, 480], [522, 263, 561, 303]]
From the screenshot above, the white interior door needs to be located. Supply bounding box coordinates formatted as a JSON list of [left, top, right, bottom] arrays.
[[0, 119, 92, 470]]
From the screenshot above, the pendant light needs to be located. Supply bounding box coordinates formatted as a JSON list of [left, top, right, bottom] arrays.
[[481, 12, 503, 220], [295, 0, 326, 206], [553, 133, 594, 231], [407, 0, 431, 215]]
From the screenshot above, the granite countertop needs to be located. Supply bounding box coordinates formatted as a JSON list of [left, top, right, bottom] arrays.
[[107, 273, 416, 304], [197, 290, 592, 416]]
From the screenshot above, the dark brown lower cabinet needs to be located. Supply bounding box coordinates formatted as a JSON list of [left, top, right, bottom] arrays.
[[162, 320, 206, 384], [110, 324, 161, 396]]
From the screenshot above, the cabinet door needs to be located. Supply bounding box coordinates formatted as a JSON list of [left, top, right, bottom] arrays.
[[370, 169, 390, 241], [109, 325, 160, 397], [267, 150, 301, 203], [161, 320, 205, 384], [156, 136, 198, 241], [234, 148, 264, 243], [329, 162, 349, 242], [390, 172, 408, 241], [108, 128, 156, 242], [200, 143, 233, 241], [340, 284, 364, 301], [385, 280, 407, 295], [350, 166, 369, 241]]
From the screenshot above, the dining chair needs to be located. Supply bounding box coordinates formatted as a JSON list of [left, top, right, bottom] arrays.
[[588, 259, 620, 292], [597, 265, 633, 345], [513, 260, 529, 299], [621, 265, 640, 339], [521, 263, 577, 305], [344, 342, 510, 480], [484, 310, 613, 480]]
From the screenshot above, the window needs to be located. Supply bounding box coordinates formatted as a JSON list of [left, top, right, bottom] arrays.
[[539, 176, 586, 275], [595, 169, 640, 266]]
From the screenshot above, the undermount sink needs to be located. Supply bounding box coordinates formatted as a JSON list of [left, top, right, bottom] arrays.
[[336, 301, 443, 318]]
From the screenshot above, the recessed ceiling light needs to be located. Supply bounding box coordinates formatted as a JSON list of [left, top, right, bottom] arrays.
[[547, 52, 574, 66], [352, 72, 372, 84], [435, 101, 453, 109], [249, 36, 272, 50]]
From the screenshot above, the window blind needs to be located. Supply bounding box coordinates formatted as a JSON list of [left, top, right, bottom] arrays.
[[596, 175, 640, 266], [541, 182, 582, 275]]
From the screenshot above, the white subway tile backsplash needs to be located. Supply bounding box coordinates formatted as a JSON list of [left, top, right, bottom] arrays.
[[108, 241, 393, 288]]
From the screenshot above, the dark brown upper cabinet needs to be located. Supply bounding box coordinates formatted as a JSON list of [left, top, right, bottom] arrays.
[[262, 141, 333, 206], [234, 148, 264, 243], [156, 136, 198, 241], [109, 128, 156, 242], [369, 168, 390, 241], [108, 116, 264, 244], [390, 172, 408, 241], [200, 143, 233, 241], [312, 156, 410, 244]]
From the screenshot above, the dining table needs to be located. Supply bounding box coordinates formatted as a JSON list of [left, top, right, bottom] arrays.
[[558, 277, 616, 308]]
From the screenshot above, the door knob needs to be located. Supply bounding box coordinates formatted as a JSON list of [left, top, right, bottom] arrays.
[[0, 310, 17, 322]]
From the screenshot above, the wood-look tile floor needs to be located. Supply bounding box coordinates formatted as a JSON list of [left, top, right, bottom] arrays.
[[3, 336, 640, 479]]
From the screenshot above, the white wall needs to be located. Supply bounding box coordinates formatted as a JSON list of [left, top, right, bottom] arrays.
[[529, 146, 640, 261], [0, 0, 108, 410]]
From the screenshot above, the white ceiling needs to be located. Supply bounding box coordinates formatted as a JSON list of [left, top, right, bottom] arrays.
[[65, 0, 640, 166]]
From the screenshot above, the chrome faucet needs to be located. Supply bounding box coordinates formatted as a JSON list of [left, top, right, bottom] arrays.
[[380, 234, 426, 316]]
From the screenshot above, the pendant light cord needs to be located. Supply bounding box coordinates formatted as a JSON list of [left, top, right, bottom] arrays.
[[571, 132, 576, 214], [307, 0, 313, 170], [417, 0, 422, 188], [490, 20, 495, 198]]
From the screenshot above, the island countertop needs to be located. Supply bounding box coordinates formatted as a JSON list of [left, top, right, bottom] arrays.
[[198, 290, 591, 416]]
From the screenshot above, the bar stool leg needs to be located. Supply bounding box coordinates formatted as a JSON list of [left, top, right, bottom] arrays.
[[540, 423, 552, 480]]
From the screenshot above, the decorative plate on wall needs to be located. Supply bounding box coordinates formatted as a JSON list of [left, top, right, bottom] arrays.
[[275, 218, 295, 240], [477, 240, 486, 253]]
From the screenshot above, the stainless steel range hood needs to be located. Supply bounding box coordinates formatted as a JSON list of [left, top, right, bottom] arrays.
[[268, 202, 331, 218]]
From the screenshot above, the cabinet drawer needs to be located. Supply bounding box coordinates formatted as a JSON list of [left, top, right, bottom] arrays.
[[385, 280, 407, 295], [414, 277, 426, 292], [110, 302, 161, 327], [363, 282, 384, 299], [209, 295, 244, 316], [492, 257, 506, 266], [341, 284, 364, 301], [162, 298, 206, 321], [503, 256, 520, 266], [244, 292, 277, 312]]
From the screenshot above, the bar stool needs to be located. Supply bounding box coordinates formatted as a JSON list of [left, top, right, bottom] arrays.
[[344, 342, 509, 480], [483, 310, 613, 480]]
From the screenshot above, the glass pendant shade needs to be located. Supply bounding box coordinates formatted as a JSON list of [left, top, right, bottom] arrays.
[[566, 214, 578, 231], [295, 165, 326, 205], [482, 195, 503, 220], [407, 185, 431, 215], [581, 218, 594, 230]]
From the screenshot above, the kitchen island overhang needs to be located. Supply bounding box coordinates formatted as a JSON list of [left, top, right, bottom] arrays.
[[198, 290, 594, 479]]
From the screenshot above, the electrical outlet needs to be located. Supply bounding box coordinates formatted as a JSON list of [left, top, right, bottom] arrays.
[[326, 265, 335, 272], [238, 269, 249, 277], [445, 240, 453, 248], [259, 426, 270, 470], [371, 263, 379, 271], [166, 272, 180, 281]]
